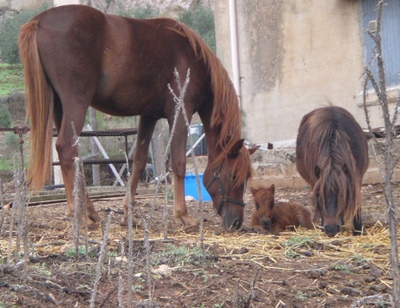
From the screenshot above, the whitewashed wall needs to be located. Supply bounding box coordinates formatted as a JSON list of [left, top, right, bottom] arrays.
[[214, 0, 397, 148]]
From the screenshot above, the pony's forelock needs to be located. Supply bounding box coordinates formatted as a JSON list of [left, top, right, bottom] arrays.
[[312, 131, 361, 224]]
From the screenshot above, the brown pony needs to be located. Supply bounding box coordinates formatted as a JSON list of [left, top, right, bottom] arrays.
[[18, 5, 258, 230], [296, 106, 369, 237], [250, 184, 313, 234]]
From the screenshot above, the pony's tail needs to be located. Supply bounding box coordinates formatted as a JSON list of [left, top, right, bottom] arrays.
[[19, 20, 54, 191]]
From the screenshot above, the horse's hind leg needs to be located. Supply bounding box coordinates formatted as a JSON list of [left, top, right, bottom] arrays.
[[54, 96, 99, 225], [121, 116, 158, 226]]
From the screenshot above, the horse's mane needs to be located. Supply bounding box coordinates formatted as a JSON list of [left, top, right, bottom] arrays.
[[170, 22, 251, 187], [303, 112, 361, 224]]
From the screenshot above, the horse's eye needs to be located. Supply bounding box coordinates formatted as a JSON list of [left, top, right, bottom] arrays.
[[315, 166, 320, 178], [343, 164, 349, 174]]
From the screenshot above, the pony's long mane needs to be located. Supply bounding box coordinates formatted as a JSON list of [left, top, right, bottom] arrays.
[[171, 22, 251, 187], [303, 114, 361, 224]]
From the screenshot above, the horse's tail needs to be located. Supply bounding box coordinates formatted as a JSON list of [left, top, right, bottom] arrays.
[[19, 20, 54, 191]]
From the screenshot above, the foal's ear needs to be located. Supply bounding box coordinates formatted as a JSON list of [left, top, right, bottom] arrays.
[[248, 145, 260, 155], [228, 139, 245, 158], [250, 187, 259, 195], [269, 184, 275, 194]]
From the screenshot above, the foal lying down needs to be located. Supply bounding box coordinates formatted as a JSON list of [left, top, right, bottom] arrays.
[[250, 184, 314, 234]]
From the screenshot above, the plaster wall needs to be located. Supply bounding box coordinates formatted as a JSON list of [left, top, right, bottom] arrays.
[[214, 0, 396, 148]]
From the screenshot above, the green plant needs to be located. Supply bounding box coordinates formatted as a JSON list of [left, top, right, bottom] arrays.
[[178, 5, 216, 53], [65, 245, 97, 258], [34, 263, 52, 277], [296, 291, 308, 301], [0, 4, 51, 64], [377, 300, 387, 308], [0, 157, 13, 171], [131, 284, 143, 293], [0, 105, 12, 128], [5, 133, 18, 151], [285, 249, 301, 259], [283, 236, 314, 248], [117, 3, 159, 19], [152, 244, 204, 266], [333, 263, 351, 274], [352, 255, 369, 265], [0, 63, 24, 96]]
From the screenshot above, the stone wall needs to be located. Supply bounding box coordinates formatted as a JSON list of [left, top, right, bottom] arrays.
[[250, 139, 400, 189], [187, 140, 400, 189]]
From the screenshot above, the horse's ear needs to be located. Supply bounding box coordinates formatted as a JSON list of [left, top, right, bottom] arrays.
[[248, 145, 260, 155], [228, 139, 245, 158]]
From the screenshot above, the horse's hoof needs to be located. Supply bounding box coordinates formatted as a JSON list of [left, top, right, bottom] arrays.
[[87, 222, 99, 230], [89, 211, 101, 224], [178, 215, 198, 228]]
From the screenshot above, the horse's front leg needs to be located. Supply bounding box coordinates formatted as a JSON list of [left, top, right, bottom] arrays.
[[170, 122, 197, 228], [55, 107, 100, 225], [121, 116, 158, 226]]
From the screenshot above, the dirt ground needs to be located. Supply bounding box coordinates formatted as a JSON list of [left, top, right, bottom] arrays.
[[0, 181, 399, 308]]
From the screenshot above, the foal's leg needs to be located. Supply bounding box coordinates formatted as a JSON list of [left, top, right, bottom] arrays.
[[55, 98, 99, 225], [169, 119, 197, 228], [121, 116, 158, 226]]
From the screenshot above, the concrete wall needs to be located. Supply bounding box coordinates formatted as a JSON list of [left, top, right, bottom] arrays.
[[214, 0, 399, 148]]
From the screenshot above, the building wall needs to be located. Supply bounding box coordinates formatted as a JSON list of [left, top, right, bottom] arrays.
[[214, 0, 398, 147]]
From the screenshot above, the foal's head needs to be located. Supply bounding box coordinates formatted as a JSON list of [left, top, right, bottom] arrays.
[[250, 184, 275, 230]]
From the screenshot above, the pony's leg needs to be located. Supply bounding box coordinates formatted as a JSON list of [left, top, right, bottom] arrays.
[[55, 101, 99, 225], [121, 116, 158, 226], [169, 121, 197, 228], [353, 208, 363, 236]]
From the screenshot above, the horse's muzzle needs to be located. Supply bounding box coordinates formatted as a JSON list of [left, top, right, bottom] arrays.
[[222, 212, 243, 230], [261, 219, 271, 229], [324, 224, 340, 237]]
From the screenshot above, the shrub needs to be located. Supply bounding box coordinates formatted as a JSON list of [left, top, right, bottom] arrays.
[[0, 105, 13, 128], [117, 3, 159, 19], [0, 4, 51, 64], [5, 132, 19, 151], [178, 5, 216, 53]]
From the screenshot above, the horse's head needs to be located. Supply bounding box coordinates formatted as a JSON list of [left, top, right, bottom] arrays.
[[313, 164, 356, 237], [204, 139, 259, 230], [250, 184, 275, 231]]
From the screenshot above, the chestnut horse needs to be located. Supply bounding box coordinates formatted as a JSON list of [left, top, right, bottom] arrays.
[[19, 5, 257, 230], [250, 184, 313, 234], [296, 106, 369, 237]]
